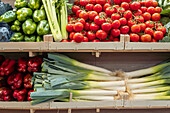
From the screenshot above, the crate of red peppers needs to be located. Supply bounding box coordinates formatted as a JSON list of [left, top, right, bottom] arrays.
[[65, 0, 168, 43], [0, 55, 42, 102]]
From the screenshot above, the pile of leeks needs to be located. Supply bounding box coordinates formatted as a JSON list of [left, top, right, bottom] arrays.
[[30, 53, 170, 105]]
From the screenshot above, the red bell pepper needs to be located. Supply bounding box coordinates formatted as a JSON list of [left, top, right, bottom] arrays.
[[0, 87, 13, 101], [27, 57, 42, 72], [27, 90, 34, 101], [24, 74, 32, 89], [7, 73, 23, 89], [13, 89, 27, 101], [0, 59, 16, 76], [18, 57, 27, 73]]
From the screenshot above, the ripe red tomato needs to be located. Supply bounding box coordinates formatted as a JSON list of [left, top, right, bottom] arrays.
[[103, 3, 111, 11], [113, 0, 121, 5], [96, 30, 107, 40], [145, 20, 155, 28], [85, 4, 94, 11], [109, 35, 114, 40], [133, 9, 142, 16], [61, 39, 69, 42], [101, 23, 112, 31], [94, 16, 106, 25], [113, 5, 120, 8], [79, 11, 88, 20], [157, 26, 166, 35], [73, 22, 84, 32], [119, 17, 127, 25], [105, 7, 116, 16], [76, 10, 83, 17], [139, 23, 146, 31], [122, 0, 132, 3], [111, 13, 121, 20], [84, 22, 90, 30], [113, 38, 120, 42], [155, 7, 162, 13], [96, 0, 106, 5], [80, 30, 87, 36], [66, 24, 74, 32], [72, 6, 80, 13], [68, 15, 71, 22], [106, 0, 111, 4], [112, 20, 121, 29], [121, 2, 129, 10], [145, 27, 154, 36], [124, 10, 132, 19], [77, 18, 86, 25], [111, 29, 120, 37], [99, 12, 107, 18], [151, 39, 157, 42], [155, 22, 163, 28], [140, 7, 147, 13], [141, 34, 152, 42], [70, 40, 76, 42], [140, 1, 145, 6], [152, 1, 158, 7], [92, 39, 101, 42], [135, 16, 144, 23], [130, 2, 141, 11], [147, 7, 155, 14], [142, 12, 151, 21], [79, 0, 88, 6], [117, 7, 126, 15], [93, 4, 103, 13], [90, 23, 100, 31], [87, 31, 96, 40], [153, 31, 163, 40], [131, 24, 141, 33], [69, 32, 75, 40], [106, 17, 113, 24], [73, 33, 84, 43], [88, 11, 98, 21], [128, 19, 136, 27], [83, 37, 89, 42], [152, 13, 161, 21], [130, 33, 140, 42], [145, 0, 153, 7], [89, 0, 96, 4], [120, 26, 130, 34], [74, 0, 79, 5]]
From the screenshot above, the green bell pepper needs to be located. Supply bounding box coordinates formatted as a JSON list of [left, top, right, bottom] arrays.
[[36, 36, 43, 42], [11, 25, 21, 32], [17, 8, 33, 22], [33, 7, 46, 22], [14, 0, 28, 9], [11, 33, 24, 42], [14, 20, 21, 26], [37, 20, 50, 35], [0, 10, 16, 23], [24, 35, 36, 42], [28, 0, 41, 10], [22, 19, 37, 35]]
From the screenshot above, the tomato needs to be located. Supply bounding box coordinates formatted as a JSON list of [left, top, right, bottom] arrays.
[[122, 0, 132, 3], [155, 7, 162, 13], [96, 30, 107, 40], [141, 34, 152, 42], [133, 9, 142, 16], [151, 39, 157, 42], [111, 29, 120, 37], [93, 4, 103, 13], [135, 16, 144, 23], [77, 18, 86, 25], [113, 0, 121, 5], [84, 22, 90, 30], [76, 10, 83, 17], [131, 24, 141, 33], [103, 3, 111, 11], [74, 0, 79, 5], [87, 31, 96, 40], [121, 2, 129, 10], [101, 23, 112, 31], [80, 30, 87, 36], [113, 38, 120, 42], [90, 23, 100, 31], [105, 7, 116, 16], [113, 5, 120, 8], [106, 17, 113, 24], [94, 16, 106, 25], [112, 20, 121, 29], [119, 17, 127, 25], [157, 26, 166, 35], [70, 40, 76, 42], [145, 27, 154, 36], [147, 7, 155, 14], [72, 6, 80, 13], [96, 0, 106, 5], [152, 1, 158, 7], [68, 15, 72, 22], [66, 24, 74, 32], [89, 0, 96, 4], [140, 7, 147, 13], [139, 23, 146, 31], [109, 35, 114, 40], [128, 19, 136, 27], [145, 0, 153, 7], [69, 32, 75, 40], [152, 13, 161, 21], [130, 33, 140, 42], [140, 1, 145, 6], [111, 13, 121, 20], [117, 7, 126, 15], [120, 26, 129, 34], [155, 22, 163, 28], [73, 22, 84, 32], [106, 0, 111, 4], [61, 39, 69, 42], [153, 31, 163, 40], [124, 10, 132, 19], [79, 0, 88, 6], [142, 12, 151, 21], [88, 11, 98, 21], [92, 39, 101, 42], [145, 20, 155, 28], [73, 33, 84, 43], [130, 2, 141, 11], [85, 4, 94, 11], [99, 12, 107, 18], [79, 11, 88, 20], [83, 37, 89, 42]]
